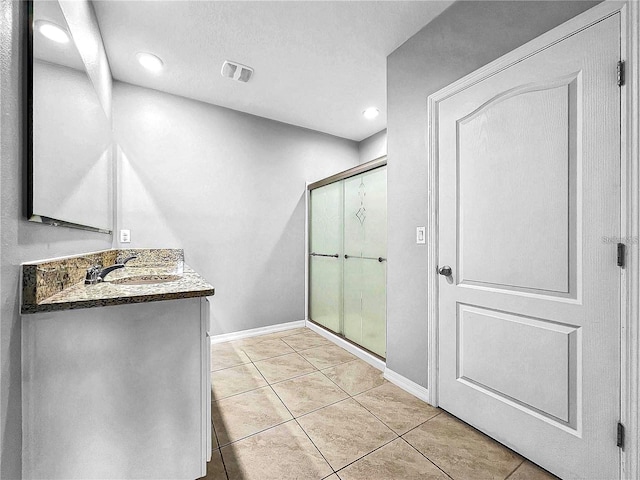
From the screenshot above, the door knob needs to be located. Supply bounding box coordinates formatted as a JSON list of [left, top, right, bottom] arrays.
[[438, 266, 452, 277]]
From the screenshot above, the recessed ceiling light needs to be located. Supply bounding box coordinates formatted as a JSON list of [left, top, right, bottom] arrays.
[[136, 52, 164, 72], [36, 20, 70, 44], [362, 107, 379, 120]]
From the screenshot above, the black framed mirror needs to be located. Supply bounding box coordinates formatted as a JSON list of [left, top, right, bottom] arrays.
[[24, 0, 113, 234]]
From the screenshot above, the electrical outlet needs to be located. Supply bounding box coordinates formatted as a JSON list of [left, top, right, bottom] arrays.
[[416, 226, 426, 244], [120, 229, 131, 243]]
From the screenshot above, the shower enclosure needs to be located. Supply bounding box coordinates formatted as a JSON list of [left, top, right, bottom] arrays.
[[308, 158, 387, 358]]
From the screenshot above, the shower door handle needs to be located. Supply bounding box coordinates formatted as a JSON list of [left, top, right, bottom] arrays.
[[310, 253, 339, 258]]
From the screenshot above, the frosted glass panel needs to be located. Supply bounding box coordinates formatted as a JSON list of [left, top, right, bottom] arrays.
[[342, 166, 387, 357], [308, 165, 386, 358], [361, 260, 386, 357], [343, 258, 363, 345], [310, 182, 343, 255], [309, 182, 343, 332], [310, 256, 342, 332], [343, 255, 386, 357], [344, 167, 387, 257]]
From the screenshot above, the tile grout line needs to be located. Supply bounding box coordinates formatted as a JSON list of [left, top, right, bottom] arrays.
[[211, 416, 230, 480], [255, 356, 319, 384], [211, 331, 408, 479], [398, 436, 454, 480], [503, 459, 526, 480], [270, 371, 400, 478], [212, 330, 334, 477], [316, 367, 354, 394], [289, 395, 351, 421], [400, 411, 442, 437], [263, 350, 318, 365], [252, 355, 337, 477], [333, 435, 400, 475], [349, 390, 414, 437], [317, 363, 387, 399], [217, 447, 231, 480], [269, 369, 336, 388], [217, 418, 295, 449], [210, 361, 252, 373], [212, 381, 270, 403], [287, 408, 338, 476]]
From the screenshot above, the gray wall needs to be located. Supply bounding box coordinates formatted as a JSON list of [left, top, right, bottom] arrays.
[[358, 129, 387, 164], [0, 2, 113, 478], [386, 0, 599, 387], [113, 81, 359, 335]]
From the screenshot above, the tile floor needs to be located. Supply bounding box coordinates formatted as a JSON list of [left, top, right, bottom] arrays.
[[202, 327, 557, 480]]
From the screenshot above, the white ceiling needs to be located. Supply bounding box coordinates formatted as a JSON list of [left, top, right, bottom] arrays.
[[92, 1, 453, 141], [33, 1, 85, 71]]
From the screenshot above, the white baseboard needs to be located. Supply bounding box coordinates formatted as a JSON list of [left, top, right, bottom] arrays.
[[305, 321, 386, 372], [210, 320, 306, 344], [384, 368, 431, 404]]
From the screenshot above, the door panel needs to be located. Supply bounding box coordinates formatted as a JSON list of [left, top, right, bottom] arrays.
[[310, 256, 342, 332], [458, 78, 577, 295], [344, 168, 387, 258], [457, 304, 578, 426], [343, 167, 387, 357], [343, 256, 363, 343], [360, 259, 386, 357], [310, 181, 343, 255], [438, 14, 620, 480], [309, 182, 343, 331]]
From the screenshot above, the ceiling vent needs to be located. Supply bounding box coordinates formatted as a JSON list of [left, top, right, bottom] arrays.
[[221, 60, 253, 83]]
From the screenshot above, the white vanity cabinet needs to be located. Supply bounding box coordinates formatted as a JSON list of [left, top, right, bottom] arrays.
[[21, 297, 212, 480]]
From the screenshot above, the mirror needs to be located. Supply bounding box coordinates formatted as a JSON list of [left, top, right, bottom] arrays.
[[26, 0, 113, 233]]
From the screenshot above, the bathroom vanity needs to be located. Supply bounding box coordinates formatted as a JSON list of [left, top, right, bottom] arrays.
[[20, 249, 214, 480]]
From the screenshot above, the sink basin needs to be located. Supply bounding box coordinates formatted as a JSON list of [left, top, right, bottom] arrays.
[[109, 275, 182, 286]]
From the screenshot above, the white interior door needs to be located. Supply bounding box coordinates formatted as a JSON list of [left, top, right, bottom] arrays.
[[437, 14, 621, 480]]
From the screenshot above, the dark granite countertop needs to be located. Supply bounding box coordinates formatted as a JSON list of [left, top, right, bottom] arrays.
[[21, 249, 215, 314]]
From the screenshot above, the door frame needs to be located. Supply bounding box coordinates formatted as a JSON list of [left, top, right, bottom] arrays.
[[426, 1, 639, 478]]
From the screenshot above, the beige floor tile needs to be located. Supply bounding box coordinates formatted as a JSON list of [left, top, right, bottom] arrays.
[[211, 363, 267, 400], [338, 438, 449, 480], [212, 386, 292, 445], [199, 449, 227, 480], [221, 420, 332, 480], [354, 382, 440, 434], [211, 342, 251, 371], [508, 461, 558, 480], [233, 330, 307, 347], [403, 413, 521, 480], [253, 327, 309, 341], [254, 352, 317, 384], [282, 332, 331, 351], [322, 359, 386, 396], [211, 421, 219, 449], [240, 338, 295, 361], [271, 371, 349, 417], [297, 398, 396, 470], [323, 476, 339, 480], [299, 343, 357, 369]]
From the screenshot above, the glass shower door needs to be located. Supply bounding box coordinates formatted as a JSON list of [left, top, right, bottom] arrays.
[[342, 167, 387, 357], [309, 181, 343, 333]]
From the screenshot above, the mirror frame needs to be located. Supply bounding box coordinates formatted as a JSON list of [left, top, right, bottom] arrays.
[[23, 0, 112, 234]]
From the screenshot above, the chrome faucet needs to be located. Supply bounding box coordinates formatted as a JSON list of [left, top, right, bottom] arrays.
[[116, 255, 138, 266], [84, 255, 138, 285]]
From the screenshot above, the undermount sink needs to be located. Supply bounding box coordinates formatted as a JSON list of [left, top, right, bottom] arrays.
[[108, 275, 182, 286]]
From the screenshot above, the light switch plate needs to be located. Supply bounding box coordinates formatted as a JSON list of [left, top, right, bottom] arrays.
[[416, 226, 426, 244], [120, 229, 131, 243]]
